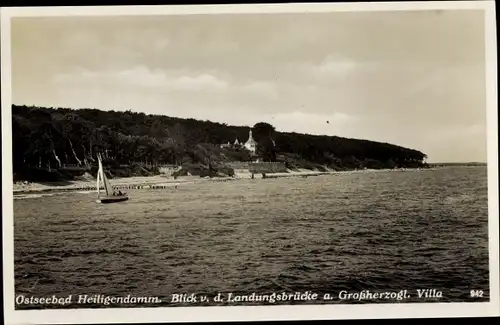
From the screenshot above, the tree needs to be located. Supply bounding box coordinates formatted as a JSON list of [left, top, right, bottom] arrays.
[[167, 123, 187, 166], [253, 122, 277, 162], [252, 122, 275, 143]]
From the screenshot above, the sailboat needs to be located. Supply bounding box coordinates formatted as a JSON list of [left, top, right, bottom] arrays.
[[96, 153, 129, 204]]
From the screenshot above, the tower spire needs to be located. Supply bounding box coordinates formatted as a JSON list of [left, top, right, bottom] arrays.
[[244, 128, 257, 154]]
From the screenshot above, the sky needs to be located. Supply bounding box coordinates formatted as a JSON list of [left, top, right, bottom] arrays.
[[10, 9, 488, 163]]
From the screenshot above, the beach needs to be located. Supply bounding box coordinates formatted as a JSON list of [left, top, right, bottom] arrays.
[[12, 167, 432, 195], [12, 169, 332, 194]]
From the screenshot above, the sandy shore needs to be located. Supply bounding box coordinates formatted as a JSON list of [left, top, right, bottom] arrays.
[[13, 175, 190, 194], [12, 170, 328, 194], [12, 168, 430, 194]]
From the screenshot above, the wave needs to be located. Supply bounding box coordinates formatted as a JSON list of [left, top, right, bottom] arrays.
[[14, 193, 55, 200], [443, 194, 475, 204]]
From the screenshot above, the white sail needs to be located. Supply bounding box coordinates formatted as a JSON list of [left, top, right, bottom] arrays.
[[95, 153, 128, 204], [98, 154, 113, 196], [102, 170, 113, 196]]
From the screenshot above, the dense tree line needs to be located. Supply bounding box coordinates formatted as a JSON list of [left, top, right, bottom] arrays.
[[11, 105, 428, 181]]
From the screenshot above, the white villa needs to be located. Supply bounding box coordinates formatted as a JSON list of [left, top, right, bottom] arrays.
[[243, 129, 257, 155], [220, 128, 257, 155]]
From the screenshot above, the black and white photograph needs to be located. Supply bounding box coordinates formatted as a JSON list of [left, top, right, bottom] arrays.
[[2, 1, 499, 324]]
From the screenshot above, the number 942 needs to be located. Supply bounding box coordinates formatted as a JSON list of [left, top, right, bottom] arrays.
[[470, 290, 484, 298]]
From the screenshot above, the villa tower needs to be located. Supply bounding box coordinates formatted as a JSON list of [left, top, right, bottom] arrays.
[[244, 129, 257, 155]]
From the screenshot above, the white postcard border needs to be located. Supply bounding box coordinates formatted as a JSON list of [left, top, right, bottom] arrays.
[[2, 1, 498, 324]]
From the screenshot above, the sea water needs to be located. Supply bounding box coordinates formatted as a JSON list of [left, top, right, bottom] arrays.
[[13, 166, 490, 308]]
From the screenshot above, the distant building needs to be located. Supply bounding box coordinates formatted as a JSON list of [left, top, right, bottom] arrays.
[[220, 141, 232, 149], [244, 129, 257, 155], [219, 128, 257, 155]]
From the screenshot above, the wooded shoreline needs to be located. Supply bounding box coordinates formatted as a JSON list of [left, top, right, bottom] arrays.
[[12, 105, 429, 183]]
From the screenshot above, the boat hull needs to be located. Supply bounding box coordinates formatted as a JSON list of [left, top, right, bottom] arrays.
[[96, 195, 129, 204]]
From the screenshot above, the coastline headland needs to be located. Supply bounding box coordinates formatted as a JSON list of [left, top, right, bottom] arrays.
[[12, 105, 430, 187]]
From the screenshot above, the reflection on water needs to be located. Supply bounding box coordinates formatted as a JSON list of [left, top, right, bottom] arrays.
[[14, 167, 490, 308]]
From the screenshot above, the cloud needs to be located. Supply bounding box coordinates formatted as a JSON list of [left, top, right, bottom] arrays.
[[238, 81, 279, 98], [316, 55, 359, 75], [259, 110, 355, 135], [51, 65, 289, 103], [53, 66, 229, 91], [419, 123, 487, 162], [155, 37, 170, 50], [284, 54, 364, 84], [173, 74, 229, 91], [49, 66, 284, 119]]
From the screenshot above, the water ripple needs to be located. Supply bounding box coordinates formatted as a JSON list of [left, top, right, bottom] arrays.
[[14, 167, 490, 308]]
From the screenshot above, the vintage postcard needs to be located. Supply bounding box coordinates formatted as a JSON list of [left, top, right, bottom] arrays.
[[1, 1, 499, 324]]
